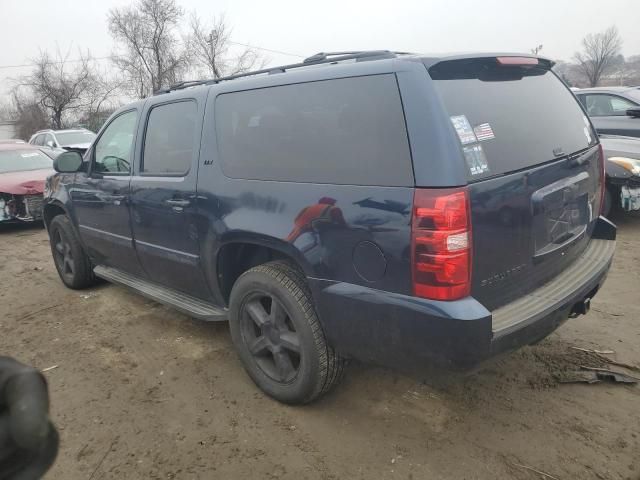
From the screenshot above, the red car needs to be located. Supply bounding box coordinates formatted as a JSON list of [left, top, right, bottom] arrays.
[[0, 144, 54, 223]]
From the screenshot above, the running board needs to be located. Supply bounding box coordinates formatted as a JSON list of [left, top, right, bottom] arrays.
[[94, 265, 227, 321]]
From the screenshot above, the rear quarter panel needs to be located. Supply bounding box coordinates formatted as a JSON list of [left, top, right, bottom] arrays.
[[195, 175, 414, 302]]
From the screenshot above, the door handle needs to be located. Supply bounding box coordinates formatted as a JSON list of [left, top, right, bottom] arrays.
[[165, 199, 191, 207], [111, 195, 126, 206], [95, 192, 126, 205]]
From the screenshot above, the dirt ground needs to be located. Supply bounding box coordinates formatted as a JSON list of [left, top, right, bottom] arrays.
[[1, 213, 639, 480]]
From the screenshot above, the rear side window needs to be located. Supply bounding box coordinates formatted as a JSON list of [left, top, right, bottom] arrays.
[[429, 59, 596, 180], [143, 101, 197, 175], [214, 75, 413, 186]]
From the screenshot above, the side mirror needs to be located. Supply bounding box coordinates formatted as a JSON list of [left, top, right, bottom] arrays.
[[46, 140, 55, 148], [53, 151, 83, 173], [626, 107, 640, 118]]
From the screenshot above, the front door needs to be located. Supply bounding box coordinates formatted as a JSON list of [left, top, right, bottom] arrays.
[[70, 109, 145, 276], [129, 95, 211, 299]]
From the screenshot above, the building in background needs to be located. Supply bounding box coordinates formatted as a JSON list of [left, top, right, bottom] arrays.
[[0, 119, 18, 140]]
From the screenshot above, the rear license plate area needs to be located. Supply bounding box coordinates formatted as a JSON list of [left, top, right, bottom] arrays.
[[531, 172, 590, 259]]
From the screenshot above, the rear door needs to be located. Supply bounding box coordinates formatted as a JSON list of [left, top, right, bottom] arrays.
[[427, 57, 603, 310], [128, 91, 211, 299]]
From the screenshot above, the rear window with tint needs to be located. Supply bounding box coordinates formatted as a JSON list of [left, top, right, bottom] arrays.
[[214, 75, 413, 186], [429, 59, 596, 180]]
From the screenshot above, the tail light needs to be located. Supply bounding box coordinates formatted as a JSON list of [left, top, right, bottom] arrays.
[[598, 143, 606, 215], [411, 188, 472, 301]]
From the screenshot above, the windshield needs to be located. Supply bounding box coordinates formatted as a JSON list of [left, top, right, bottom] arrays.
[[56, 131, 96, 146], [429, 58, 596, 180], [0, 150, 53, 173]]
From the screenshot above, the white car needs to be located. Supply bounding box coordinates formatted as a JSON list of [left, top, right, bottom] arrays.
[[29, 128, 96, 152]]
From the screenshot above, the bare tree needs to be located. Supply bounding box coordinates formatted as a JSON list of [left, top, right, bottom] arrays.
[[189, 13, 264, 79], [108, 0, 191, 97], [13, 48, 120, 136], [574, 26, 623, 87], [20, 50, 96, 129], [8, 88, 48, 140], [81, 72, 123, 131]]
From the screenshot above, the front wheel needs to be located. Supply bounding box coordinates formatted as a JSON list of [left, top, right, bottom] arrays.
[[229, 261, 345, 404], [48, 215, 95, 289]]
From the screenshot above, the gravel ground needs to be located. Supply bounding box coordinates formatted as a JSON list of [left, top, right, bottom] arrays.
[[1, 212, 639, 480]]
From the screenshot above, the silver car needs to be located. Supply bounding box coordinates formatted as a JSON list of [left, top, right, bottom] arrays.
[[28, 128, 96, 152]]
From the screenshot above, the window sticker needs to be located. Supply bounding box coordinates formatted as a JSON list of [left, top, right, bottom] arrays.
[[473, 123, 495, 142], [20, 152, 40, 158], [450, 115, 477, 145], [463, 144, 490, 176]]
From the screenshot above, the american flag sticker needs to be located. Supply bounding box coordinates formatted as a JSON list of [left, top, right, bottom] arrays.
[[473, 123, 495, 142]]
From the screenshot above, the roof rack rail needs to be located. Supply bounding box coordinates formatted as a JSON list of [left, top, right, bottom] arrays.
[[154, 50, 399, 95]]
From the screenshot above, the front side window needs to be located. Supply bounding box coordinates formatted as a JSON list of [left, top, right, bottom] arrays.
[[142, 101, 196, 175], [585, 94, 636, 116], [44, 134, 55, 147], [32, 135, 44, 146], [94, 110, 137, 174]]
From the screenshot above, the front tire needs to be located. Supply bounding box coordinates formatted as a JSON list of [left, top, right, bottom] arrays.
[[48, 215, 95, 289], [229, 261, 345, 404]]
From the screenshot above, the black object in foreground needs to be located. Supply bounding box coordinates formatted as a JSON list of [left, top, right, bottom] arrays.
[[0, 357, 58, 480]]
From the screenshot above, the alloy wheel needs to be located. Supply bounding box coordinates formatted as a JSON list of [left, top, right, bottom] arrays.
[[53, 229, 74, 278], [240, 292, 301, 383]]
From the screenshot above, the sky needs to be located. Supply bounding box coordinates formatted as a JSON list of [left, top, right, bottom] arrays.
[[1, 0, 640, 98]]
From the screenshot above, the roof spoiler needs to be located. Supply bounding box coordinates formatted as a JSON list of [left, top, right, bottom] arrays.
[[425, 54, 555, 70]]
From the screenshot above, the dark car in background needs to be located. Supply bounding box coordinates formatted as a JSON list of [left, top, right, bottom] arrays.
[[0, 143, 53, 223], [575, 87, 640, 137], [600, 134, 640, 214], [43, 51, 615, 404]]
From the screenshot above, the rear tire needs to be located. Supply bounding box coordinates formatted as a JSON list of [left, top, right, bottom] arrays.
[[48, 215, 95, 289], [229, 261, 345, 404]]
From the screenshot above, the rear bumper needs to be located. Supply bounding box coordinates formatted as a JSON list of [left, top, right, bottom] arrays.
[[310, 218, 616, 370]]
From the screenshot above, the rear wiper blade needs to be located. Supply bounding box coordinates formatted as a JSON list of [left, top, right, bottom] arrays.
[[567, 152, 591, 168]]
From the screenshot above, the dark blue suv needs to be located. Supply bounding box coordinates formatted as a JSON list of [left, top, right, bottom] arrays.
[[44, 51, 616, 404]]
